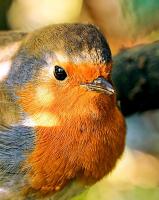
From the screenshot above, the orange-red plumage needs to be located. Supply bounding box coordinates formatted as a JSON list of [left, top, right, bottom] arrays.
[[17, 62, 125, 194]]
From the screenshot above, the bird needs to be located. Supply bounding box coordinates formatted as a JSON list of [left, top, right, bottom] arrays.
[[0, 24, 126, 200]]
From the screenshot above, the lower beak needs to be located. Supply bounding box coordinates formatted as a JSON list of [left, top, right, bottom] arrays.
[[81, 76, 115, 95]]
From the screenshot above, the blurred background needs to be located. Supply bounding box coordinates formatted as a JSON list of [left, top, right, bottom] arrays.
[[1, 0, 159, 53], [0, 0, 159, 199]]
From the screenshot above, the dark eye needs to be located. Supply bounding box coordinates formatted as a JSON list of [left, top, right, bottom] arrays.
[[54, 65, 67, 81]]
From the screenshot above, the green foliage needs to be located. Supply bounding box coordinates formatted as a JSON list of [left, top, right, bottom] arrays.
[[121, 0, 159, 35]]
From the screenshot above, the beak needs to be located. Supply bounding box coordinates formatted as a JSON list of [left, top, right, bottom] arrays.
[[81, 76, 115, 95]]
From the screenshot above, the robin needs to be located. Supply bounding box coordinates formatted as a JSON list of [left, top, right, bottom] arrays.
[[0, 24, 126, 199]]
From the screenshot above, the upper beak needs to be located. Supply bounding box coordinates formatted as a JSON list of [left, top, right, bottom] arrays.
[[81, 76, 115, 95]]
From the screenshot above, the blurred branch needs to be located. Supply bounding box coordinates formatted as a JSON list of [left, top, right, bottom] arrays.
[[112, 41, 159, 116]]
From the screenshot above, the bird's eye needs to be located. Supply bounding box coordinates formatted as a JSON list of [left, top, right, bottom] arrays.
[[54, 65, 67, 81]]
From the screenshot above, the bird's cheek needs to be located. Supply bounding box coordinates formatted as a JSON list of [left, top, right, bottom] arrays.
[[52, 90, 99, 120], [17, 82, 60, 127]]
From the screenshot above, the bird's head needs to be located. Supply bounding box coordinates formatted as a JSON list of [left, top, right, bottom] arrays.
[[5, 24, 126, 195], [8, 24, 115, 126]]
